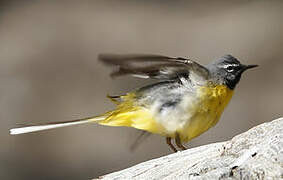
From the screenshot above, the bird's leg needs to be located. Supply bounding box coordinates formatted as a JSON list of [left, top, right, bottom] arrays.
[[166, 137, 177, 152], [175, 133, 187, 151]]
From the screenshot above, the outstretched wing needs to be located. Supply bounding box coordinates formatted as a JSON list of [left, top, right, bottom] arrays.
[[98, 54, 209, 80]]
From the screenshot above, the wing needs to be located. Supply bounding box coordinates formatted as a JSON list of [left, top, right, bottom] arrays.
[[130, 130, 151, 152], [98, 54, 209, 80]]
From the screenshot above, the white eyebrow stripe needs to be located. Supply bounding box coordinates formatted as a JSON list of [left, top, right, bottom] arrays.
[[221, 64, 239, 68]]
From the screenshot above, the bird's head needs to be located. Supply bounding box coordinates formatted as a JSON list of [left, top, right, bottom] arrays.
[[207, 55, 258, 89]]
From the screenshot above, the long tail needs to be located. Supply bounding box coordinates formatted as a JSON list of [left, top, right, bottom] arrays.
[[10, 116, 105, 135]]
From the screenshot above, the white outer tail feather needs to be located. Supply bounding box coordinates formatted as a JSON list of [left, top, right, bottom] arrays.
[[10, 117, 105, 135]]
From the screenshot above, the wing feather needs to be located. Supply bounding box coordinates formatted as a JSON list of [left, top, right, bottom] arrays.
[[98, 54, 209, 80]]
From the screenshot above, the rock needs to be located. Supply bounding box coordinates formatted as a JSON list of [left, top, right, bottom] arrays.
[[98, 118, 283, 180]]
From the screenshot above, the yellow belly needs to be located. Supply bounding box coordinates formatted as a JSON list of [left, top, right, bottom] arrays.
[[99, 93, 166, 134], [99, 85, 234, 143], [178, 85, 234, 142]]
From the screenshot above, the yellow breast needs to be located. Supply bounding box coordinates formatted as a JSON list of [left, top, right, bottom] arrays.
[[99, 84, 234, 143], [179, 85, 234, 142]]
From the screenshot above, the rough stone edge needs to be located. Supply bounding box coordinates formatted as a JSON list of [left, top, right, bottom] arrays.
[[95, 118, 283, 180]]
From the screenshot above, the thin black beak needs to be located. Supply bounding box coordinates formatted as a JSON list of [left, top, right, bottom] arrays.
[[242, 64, 258, 71], [246, 64, 258, 69]]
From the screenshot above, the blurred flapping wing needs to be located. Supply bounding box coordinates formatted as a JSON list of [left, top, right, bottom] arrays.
[[98, 54, 209, 80]]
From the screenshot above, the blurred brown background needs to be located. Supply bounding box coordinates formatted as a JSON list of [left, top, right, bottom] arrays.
[[1, 0, 283, 179]]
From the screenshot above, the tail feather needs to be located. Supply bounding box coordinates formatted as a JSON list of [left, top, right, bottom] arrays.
[[10, 116, 105, 135]]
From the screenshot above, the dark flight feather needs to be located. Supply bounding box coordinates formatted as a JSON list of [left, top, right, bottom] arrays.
[[98, 54, 209, 80]]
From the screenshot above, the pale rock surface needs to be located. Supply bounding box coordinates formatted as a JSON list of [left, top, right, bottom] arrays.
[[98, 118, 283, 179]]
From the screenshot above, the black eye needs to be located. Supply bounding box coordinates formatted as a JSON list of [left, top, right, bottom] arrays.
[[226, 66, 234, 72]]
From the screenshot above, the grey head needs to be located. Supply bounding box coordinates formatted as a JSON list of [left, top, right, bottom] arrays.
[[206, 55, 258, 89]]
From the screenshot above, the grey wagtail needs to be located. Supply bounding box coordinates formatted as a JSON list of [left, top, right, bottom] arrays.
[[10, 54, 258, 152]]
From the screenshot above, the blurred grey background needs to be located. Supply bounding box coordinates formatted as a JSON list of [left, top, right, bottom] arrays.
[[1, 0, 283, 179]]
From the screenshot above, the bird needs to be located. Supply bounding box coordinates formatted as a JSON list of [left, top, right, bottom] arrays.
[[10, 54, 258, 152]]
